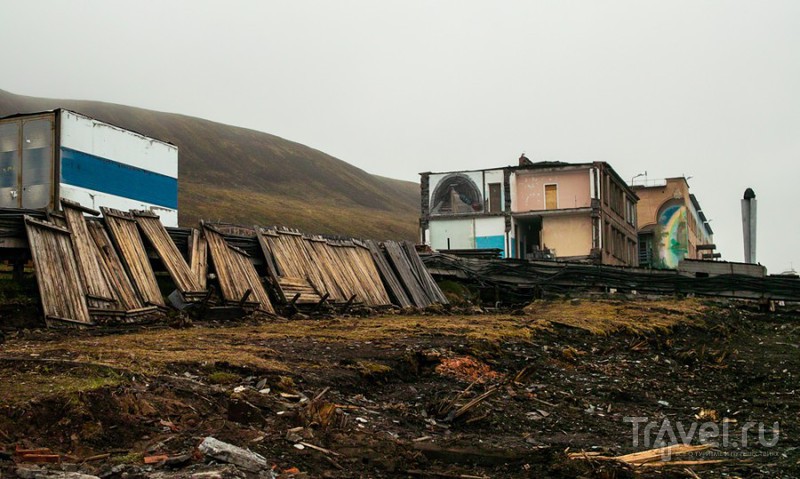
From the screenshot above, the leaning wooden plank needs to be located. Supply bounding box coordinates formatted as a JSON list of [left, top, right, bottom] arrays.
[[61, 200, 118, 309], [101, 207, 164, 307], [304, 237, 348, 302], [383, 240, 432, 308], [133, 210, 205, 297], [86, 220, 145, 311], [188, 228, 209, 290], [354, 244, 391, 305], [204, 225, 275, 314], [366, 240, 412, 308], [402, 241, 449, 304], [24, 215, 92, 326]]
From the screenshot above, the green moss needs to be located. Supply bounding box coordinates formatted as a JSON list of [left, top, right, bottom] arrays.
[[206, 371, 241, 384]]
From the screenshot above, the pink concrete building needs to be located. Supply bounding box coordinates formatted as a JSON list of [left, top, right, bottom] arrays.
[[420, 157, 639, 266]]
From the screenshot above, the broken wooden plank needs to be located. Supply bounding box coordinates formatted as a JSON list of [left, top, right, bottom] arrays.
[[24, 215, 92, 327], [133, 210, 205, 298], [101, 208, 164, 307]]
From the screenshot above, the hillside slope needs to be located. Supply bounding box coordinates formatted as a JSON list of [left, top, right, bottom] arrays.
[[0, 89, 419, 240]]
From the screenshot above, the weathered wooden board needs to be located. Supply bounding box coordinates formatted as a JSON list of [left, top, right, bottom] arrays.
[[256, 228, 324, 304], [331, 241, 391, 306], [305, 238, 350, 302], [24, 215, 92, 326], [86, 220, 145, 311], [365, 239, 413, 308], [402, 241, 449, 304], [383, 240, 433, 307], [134, 210, 205, 300], [101, 207, 164, 307], [205, 224, 275, 314], [188, 228, 208, 290], [61, 200, 119, 310]]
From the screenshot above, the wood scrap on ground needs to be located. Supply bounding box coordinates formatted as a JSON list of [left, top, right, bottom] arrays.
[[568, 443, 724, 469]]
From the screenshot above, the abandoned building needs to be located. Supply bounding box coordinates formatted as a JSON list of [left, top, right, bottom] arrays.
[[632, 177, 716, 269], [420, 157, 640, 266], [0, 109, 179, 227]]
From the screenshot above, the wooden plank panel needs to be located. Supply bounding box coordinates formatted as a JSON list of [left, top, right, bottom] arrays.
[[256, 228, 325, 304], [86, 220, 144, 311], [383, 240, 432, 308], [205, 225, 275, 314], [101, 207, 164, 307], [402, 241, 449, 304], [188, 228, 209, 289], [365, 239, 413, 308], [61, 202, 118, 308], [24, 216, 92, 326], [134, 211, 204, 296]]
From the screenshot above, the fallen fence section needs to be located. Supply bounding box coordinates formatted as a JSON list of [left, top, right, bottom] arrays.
[[16, 200, 447, 326], [422, 253, 800, 302], [24, 215, 92, 327], [204, 224, 275, 314]]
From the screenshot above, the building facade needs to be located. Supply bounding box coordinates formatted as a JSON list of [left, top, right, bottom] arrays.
[[631, 177, 715, 269], [420, 159, 639, 266]]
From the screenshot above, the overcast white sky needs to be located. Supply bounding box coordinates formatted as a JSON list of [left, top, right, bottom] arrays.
[[2, 1, 798, 273]]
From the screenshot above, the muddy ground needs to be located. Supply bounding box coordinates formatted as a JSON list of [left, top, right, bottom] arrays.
[[0, 297, 798, 478]]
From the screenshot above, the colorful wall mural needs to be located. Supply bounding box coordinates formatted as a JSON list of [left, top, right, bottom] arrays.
[[657, 204, 688, 269]]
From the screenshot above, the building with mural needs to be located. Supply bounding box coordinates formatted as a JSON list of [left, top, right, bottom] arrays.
[[631, 177, 716, 269], [420, 157, 640, 266]]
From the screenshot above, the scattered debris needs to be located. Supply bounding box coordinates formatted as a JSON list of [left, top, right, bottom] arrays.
[[197, 436, 269, 472]]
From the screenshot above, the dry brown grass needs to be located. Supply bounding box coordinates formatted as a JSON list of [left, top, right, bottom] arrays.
[[0, 298, 710, 402], [524, 297, 708, 335]]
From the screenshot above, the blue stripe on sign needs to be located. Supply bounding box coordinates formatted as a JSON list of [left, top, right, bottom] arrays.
[[60, 147, 178, 209]]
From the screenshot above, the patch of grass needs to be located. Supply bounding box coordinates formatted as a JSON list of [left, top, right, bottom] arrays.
[[0, 365, 123, 405], [207, 371, 241, 384], [354, 360, 392, 377], [437, 280, 479, 306], [524, 297, 707, 335]]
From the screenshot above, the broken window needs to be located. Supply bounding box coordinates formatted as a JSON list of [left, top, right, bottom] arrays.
[[488, 183, 501, 212], [431, 174, 483, 215], [545, 184, 557, 209]]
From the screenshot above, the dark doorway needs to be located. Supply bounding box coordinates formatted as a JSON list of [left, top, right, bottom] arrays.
[[515, 217, 542, 260]]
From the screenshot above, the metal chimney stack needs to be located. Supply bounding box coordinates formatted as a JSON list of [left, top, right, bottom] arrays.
[[741, 188, 757, 263]]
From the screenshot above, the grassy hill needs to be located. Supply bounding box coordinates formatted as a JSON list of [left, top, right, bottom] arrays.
[[0, 89, 419, 240]]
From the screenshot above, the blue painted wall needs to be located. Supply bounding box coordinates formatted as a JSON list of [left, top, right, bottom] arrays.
[[476, 234, 506, 258]]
